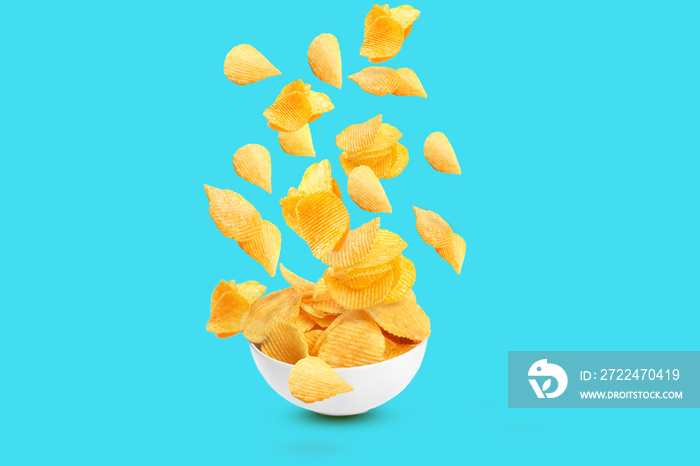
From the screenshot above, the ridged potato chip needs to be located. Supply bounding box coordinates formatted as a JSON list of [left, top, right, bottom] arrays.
[[367, 294, 430, 341], [308, 312, 337, 328], [298, 159, 332, 193], [337, 260, 395, 289], [383, 336, 418, 360], [310, 300, 347, 316], [290, 311, 318, 334], [435, 232, 466, 274], [352, 123, 403, 156], [322, 217, 380, 269], [324, 266, 396, 309], [280, 189, 305, 235], [382, 255, 416, 303], [288, 356, 353, 403], [308, 90, 334, 122], [311, 309, 363, 355], [304, 329, 324, 355], [363, 151, 395, 179], [384, 143, 409, 179], [318, 312, 385, 367], [389, 5, 420, 38], [342, 229, 407, 272], [364, 4, 391, 33], [223, 44, 281, 85], [280, 264, 314, 293], [338, 152, 354, 176], [346, 147, 392, 165], [296, 191, 350, 258], [207, 285, 251, 337], [335, 114, 382, 153], [238, 220, 281, 277], [261, 322, 309, 364], [312, 277, 332, 302], [348, 67, 400, 96], [413, 206, 453, 248], [424, 132, 461, 174], [241, 287, 302, 343], [278, 124, 315, 157], [308, 33, 342, 89], [392, 68, 427, 98], [360, 15, 404, 61], [263, 91, 312, 132], [232, 144, 272, 193], [331, 177, 342, 200], [235, 281, 267, 304], [204, 184, 262, 242], [211, 279, 235, 305], [347, 166, 392, 213]]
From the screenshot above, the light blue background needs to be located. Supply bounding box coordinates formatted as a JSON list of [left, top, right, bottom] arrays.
[[1, 1, 698, 464]]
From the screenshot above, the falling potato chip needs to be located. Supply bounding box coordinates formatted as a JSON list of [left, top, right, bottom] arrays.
[[392, 68, 427, 98], [207, 287, 251, 336], [263, 90, 312, 132], [382, 255, 416, 303], [413, 206, 453, 248], [241, 287, 302, 343], [331, 177, 342, 200], [204, 184, 262, 242], [384, 143, 409, 179], [235, 281, 267, 304], [288, 356, 353, 403], [364, 4, 391, 34], [363, 151, 395, 179], [351, 123, 402, 156], [211, 280, 235, 305], [347, 166, 392, 213], [341, 229, 407, 272], [308, 34, 342, 89], [238, 220, 281, 277], [322, 217, 380, 269], [317, 313, 385, 368], [368, 293, 431, 341], [324, 266, 396, 309], [298, 159, 332, 193], [304, 329, 324, 355], [435, 232, 466, 274], [308, 90, 335, 122], [389, 5, 420, 38], [360, 15, 405, 61], [280, 264, 315, 294], [223, 44, 281, 85], [346, 146, 392, 165], [424, 132, 461, 174], [232, 144, 272, 193], [335, 114, 382, 153], [312, 278, 332, 302], [296, 191, 350, 258], [279, 79, 310, 97], [337, 259, 396, 289], [261, 322, 309, 364], [348, 67, 400, 96], [278, 124, 315, 157], [280, 188, 305, 235]]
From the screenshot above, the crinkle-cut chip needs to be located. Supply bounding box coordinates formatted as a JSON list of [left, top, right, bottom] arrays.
[[301, 302, 329, 319], [238, 220, 281, 277], [351, 123, 403, 156], [311, 309, 364, 355], [279, 79, 309, 97], [424, 132, 461, 174], [261, 322, 309, 364], [364, 152, 395, 179], [296, 191, 350, 258], [331, 177, 342, 200], [212, 280, 236, 305], [413, 206, 453, 249], [340, 229, 407, 273], [241, 287, 302, 343], [335, 114, 382, 153], [308, 91, 334, 122], [207, 289, 251, 336], [348, 67, 400, 96], [346, 147, 392, 165], [384, 143, 409, 179], [312, 278, 332, 302], [382, 256, 416, 303], [232, 144, 272, 193], [278, 124, 315, 157], [389, 5, 420, 37], [347, 166, 392, 213], [263, 91, 312, 132], [318, 316, 385, 368], [338, 261, 395, 289], [280, 190, 305, 236], [298, 159, 332, 193], [304, 329, 324, 355], [435, 232, 466, 274], [322, 217, 380, 269], [308, 312, 337, 328], [360, 15, 404, 60], [235, 281, 267, 304], [308, 33, 342, 89], [339, 152, 355, 176], [367, 294, 430, 341], [392, 68, 427, 98], [204, 184, 262, 242], [364, 4, 390, 34], [288, 356, 353, 403], [279, 264, 315, 293], [323, 267, 396, 309], [332, 253, 397, 281], [309, 299, 346, 315], [223, 44, 281, 85], [383, 337, 418, 360], [290, 311, 318, 334]]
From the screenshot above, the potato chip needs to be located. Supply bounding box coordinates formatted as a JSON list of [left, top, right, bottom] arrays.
[[337, 260, 395, 289], [413, 206, 453, 248], [382, 255, 416, 303], [241, 287, 302, 343], [321, 217, 380, 269], [223, 44, 281, 85], [367, 294, 430, 341], [308, 33, 342, 89], [312, 277, 332, 302], [290, 311, 318, 334], [341, 229, 407, 272], [348, 67, 400, 96], [323, 266, 396, 309], [298, 159, 332, 193], [364, 4, 390, 34], [351, 123, 402, 156], [384, 143, 409, 179], [392, 68, 427, 98], [363, 151, 395, 179], [331, 177, 342, 200], [360, 15, 404, 60], [389, 5, 420, 38], [424, 132, 461, 174], [211, 279, 235, 305], [288, 356, 353, 403], [263, 90, 312, 132], [204, 184, 262, 242], [308, 312, 337, 329], [335, 114, 382, 153], [238, 220, 281, 277], [338, 152, 354, 176], [278, 124, 315, 157], [279, 264, 314, 293], [383, 337, 418, 360], [318, 313, 385, 368], [300, 302, 328, 319], [261, 322, 309, 364], [308, 90, 334, 122], [346, 147, 392, 165], [235, 281, 267, 304], [304, 329, 324, 355], [207, 288, 251, 336], [347, 166, 392, 213], [232, 144, 272, 193], [296, 191, 350, 258], [308, 299, 346, 316], [435, 232, 466, 274], [279, 79, 309, 97]]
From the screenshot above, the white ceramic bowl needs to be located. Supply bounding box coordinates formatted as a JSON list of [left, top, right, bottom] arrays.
[[249, 339, 428, 416]]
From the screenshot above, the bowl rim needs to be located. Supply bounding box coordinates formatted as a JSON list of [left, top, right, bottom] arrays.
[[249, 338, 428, 373]]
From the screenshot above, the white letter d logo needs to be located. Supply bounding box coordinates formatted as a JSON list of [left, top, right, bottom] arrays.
[[528, 359, 568, 398]]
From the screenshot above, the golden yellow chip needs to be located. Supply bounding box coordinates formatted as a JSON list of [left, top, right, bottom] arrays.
[[347, 166, 392, 213], [223, 44, 281, 85], [324, 267, 396, 309], [338, 152, 355, 176], [238, 220, 281, 277], [382, 255, 416, 303], [311, 309, 363, 354], [307, 90, 334, 122], [304, 329, 324, 355], [351, 123, 403, 156], [364, 4, 390, 34], [424, 131, 461, 174], [235, 281, 267, 304], [383, 336, 418, 360], [322, 217, 380, 269], [360, 15, 405, 60], [241, 287, 302, 343], [263, 90, 312, 132], [308, 312, 337, 329], [308, 33, 342, 89], [211, 279, 235, 305], [363, 151, 395, 179], [203, 184, 262, 242], [290, 311, 318, 334], [207, 288, 251, 337], [348, 67, 400, 96], [279, 264, 315, 294], [318, 312, 385, 368], [346, 147, 392, 165], [278, 79, 309, 97], [389, 5, 420, 38], [337, 260, 395, 289], [413, 206, 453, 248], [435, 232, 466, 274], [298, 159, 332, 193], [335, 114, 382, 153], [331, 177, 342, 200], [300, 302, 328, 319], [312, 277, 332, 302], [392, 68, 427, 98], [384, 143, 409, 179], [309, 299, 346, 316], [280, 188, 305, 235], [341, 229, 407, 272], [278, 124, 315, 157], [288, 356, 353, 403], [367, 293, 430, 341], [232, 144, 272, 193], [261, 322, 309, 364], [296, 191, 350, 258]]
